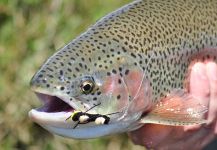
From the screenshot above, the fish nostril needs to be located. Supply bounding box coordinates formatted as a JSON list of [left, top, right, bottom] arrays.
[[30, 73, 46, 89]]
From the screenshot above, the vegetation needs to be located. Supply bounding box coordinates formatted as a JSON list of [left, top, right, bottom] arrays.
[[0, 0, 144, 149]]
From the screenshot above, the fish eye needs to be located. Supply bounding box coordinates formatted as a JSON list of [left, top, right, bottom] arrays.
[[80, 79, 94, 94]]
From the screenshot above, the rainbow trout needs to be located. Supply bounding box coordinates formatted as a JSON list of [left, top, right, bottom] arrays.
[[29, 0, 217, 139]]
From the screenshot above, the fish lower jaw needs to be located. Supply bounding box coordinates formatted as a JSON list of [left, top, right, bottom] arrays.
[[29, 109, 142, 139], [29, 91, 142, 138], [36, 118, 140, 139], [29, 109, 74, 128]]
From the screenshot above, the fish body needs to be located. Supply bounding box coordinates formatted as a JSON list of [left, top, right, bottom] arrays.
[[29, 0, 217, 139]]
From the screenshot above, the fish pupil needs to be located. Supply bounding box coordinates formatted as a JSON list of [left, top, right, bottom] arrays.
[[81, 80, 94, 94], [83, 84, 91, 91]]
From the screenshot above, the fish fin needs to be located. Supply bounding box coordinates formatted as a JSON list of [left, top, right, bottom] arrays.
[[140, 89, 208, 126]]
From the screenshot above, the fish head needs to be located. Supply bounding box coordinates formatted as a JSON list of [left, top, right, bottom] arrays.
[[29, 32, 152, 139]]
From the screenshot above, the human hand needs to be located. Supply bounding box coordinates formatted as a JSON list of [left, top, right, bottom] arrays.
[[129, 62, 217, 150]]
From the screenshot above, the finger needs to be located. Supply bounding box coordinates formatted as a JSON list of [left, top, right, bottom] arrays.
[[184, 128, 214, 150], [206, 62, 217, 125], [178, 127, 212, 150], [155, 127, 210, 150], [129, 124, 173, 148], [185, 62, 209, 131], [215, 117, 217, 134], [190, 62, 210, 103], [199, 129, 216, 148]]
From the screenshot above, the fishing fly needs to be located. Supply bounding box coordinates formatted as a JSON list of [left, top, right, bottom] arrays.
[[66, 103, 120, 129]]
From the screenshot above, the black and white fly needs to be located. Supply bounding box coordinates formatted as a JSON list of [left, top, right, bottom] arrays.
[[66, 103, 119, 129]]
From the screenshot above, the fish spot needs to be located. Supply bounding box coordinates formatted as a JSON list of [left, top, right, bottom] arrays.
[[60, 70, 63, 75], [131, 53, 137, 58], [67, 68, 72, 72], [60, 62, 64, 66], [38, 74, 43, 78], [70, 57, 75, 61], [79, 63, 83, 68], [125, 69, 130, 75], [107, 72, 111, 76], [112, 69, 117, 74], [118, 79, 122, 84], [75, 67, 80, 72], [68, 62, 72, 66], [48, 74, 54, 78], [47, 67, 54, 72], [110, 48, 114, 52], [97, 91, 101, 95]]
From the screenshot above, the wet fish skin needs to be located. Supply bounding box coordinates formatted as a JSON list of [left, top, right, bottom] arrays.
[[29, 0, 217, 139], [31, 0, 217, 101]]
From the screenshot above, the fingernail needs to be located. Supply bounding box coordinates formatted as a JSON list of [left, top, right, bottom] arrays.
[[206, 62, 217, 81], [192, 63, 207, 80], [184, 125, 201, 132], [215, 124, 217, 134], [205, 122, 213, 129], [206, 117, 214, 126]]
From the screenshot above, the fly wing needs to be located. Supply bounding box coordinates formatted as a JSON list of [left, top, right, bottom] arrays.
[[140, 89, 208, 125]]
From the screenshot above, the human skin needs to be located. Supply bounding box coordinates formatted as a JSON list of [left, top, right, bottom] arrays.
[[129, 62, 217, 150]]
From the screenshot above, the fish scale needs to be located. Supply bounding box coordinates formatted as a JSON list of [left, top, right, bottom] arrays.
[[29, 0, 217, 139]]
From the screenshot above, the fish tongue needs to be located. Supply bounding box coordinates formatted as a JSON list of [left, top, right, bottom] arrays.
[[140, 89, 208, 126]]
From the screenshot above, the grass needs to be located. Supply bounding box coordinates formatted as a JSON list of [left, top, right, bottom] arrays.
[[0, 0, 144, 149]]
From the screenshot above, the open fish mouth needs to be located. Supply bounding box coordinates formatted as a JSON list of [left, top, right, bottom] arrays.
[[34, 93, 74, 113], [29, 92, 77, 128], [28, 92, 136, 139]]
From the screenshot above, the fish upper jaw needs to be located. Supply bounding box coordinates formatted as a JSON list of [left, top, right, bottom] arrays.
[[42, 119, 142, 139], [30, 70, 87, 113]]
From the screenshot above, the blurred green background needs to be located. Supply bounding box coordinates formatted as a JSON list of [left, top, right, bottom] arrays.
[[0, 0, 145, 150]]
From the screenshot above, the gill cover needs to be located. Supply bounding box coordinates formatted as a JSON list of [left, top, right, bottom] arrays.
[[96, 55, 152, 123]]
